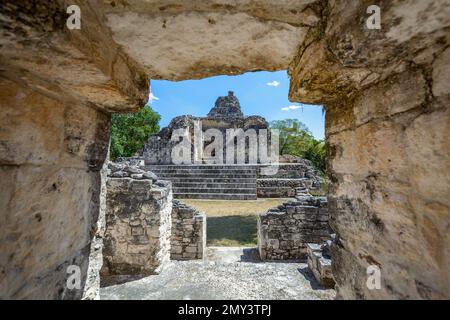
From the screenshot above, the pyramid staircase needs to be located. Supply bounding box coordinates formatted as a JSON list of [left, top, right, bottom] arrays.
[[145, 164, 258, 200]]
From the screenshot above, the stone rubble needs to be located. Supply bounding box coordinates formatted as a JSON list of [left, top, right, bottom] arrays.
[[207, 91, 244, 118], [306, 235, 336, 289], [107, 158, 158, 181]]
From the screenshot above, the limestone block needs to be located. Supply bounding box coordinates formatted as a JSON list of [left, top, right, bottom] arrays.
[[102, 177, 172, 276], [258, 196, 331, 261], [170, 200, 206, 260]]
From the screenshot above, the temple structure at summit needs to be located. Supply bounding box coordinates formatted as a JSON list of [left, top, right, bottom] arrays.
[[142, 91, 321, 200]]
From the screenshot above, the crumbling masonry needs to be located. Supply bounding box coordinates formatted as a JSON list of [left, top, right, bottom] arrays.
[[258, 195, 331, 261], [0, 0, 449, 300], [102, 160, 206, 278]]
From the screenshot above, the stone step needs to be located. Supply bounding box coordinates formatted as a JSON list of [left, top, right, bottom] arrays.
[[174, 193, 258, 200], [146, 165, 259, 170], [163, 177, 257, 183], [154, 173, 256, 178], [173, 187, 256, 194], [260, 187, 295, 192], [146, 165, 259, 200], [148, 168, 257, 174], [173, 182, 256, 188]]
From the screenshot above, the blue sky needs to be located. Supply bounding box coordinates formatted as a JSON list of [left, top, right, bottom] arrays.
[[148, 71, 325, 139]]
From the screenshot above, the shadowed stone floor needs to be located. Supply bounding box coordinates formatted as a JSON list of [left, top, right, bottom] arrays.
[[100, 247, 335, 300]]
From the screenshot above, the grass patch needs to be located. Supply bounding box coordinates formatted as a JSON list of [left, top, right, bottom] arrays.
[[207, 215, 258, 247], [183, 199, 291, 247]]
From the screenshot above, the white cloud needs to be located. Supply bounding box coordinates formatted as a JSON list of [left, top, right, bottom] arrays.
[[267, 80, 280, 87], [281, 105, 302, 112], [148, 92, 159, 103]]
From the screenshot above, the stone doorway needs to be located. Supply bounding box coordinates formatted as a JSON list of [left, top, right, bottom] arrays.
[[183, 199, 290, 248], [1, 1, 449, 300]]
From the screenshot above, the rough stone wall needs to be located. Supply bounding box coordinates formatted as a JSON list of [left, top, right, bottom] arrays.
[[0, 79, 110, 299], [101, 173, 172, 276], [2, 0, 449, 301], [257, 162, 322, 197], [171, 200, 206, 260], [257, 179, 307, 197], [0, 1, 149, 113], [289, 0, 450, 299], [258, 196, 331, 260], [82, 158, 108, 300]]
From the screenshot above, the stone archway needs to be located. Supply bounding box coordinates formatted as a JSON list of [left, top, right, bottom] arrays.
[[0, 0, 449, 299]]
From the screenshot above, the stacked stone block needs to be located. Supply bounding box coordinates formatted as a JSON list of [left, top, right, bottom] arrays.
[[256, 161, 321, 198], [102, 162, 172, 276], [306, 239, 335, 288], [258, 195, 331, 260], [171, 200, 206, 260]]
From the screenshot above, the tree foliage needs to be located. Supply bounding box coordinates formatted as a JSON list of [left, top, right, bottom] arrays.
[[270, 119, 327, 173], [110, 105, 161, 160]]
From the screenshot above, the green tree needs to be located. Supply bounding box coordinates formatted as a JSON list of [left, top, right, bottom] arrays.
[[110, 105, 161, 160], [270, 119, 327, 173]]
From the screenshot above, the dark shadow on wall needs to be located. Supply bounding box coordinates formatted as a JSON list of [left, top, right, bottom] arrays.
[[207, 215, 258, 247]]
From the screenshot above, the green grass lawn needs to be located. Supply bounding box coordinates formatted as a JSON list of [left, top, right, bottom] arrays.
[[183, 199, 291, 247]]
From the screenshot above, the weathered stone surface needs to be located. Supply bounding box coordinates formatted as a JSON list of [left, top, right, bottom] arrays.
[[258, 196, 331, 261], [2, 0, 449, 300], [0, 79, 110, 299], [306, 237, 335, 289], [171, 200, 206, 260], [101, 173, 172, 277], [98, 0, 317, 80], [0, 1, 149, 112], [257, 161, 322, 197], [289, 0, 450, 299], [82, 159, 108, 300], [208, 91, 243, 118], [143, 91, 269, 165], [100, 248, 335, 300]]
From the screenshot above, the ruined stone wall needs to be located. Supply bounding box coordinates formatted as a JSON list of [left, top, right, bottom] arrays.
[[2, 0, 449, 301], [258, 196, 331, 260], [0, 79, 110, 299], [171, 200, 206, 260], [257, 162, 322, 197], [101, 173, 172, 276], [289, 0, 450, 299], [257, 179, 305, 198]]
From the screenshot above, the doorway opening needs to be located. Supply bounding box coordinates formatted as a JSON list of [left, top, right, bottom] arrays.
[[138, 70, 326, 251]]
